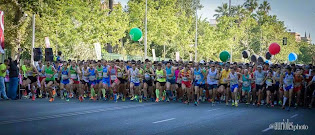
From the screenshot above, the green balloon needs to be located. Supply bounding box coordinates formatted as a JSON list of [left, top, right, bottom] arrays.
[[129, 28, 142, 41], [219, 51, 230, 62]]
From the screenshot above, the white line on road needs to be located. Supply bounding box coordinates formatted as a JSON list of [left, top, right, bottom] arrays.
[[0, 103, 156, 125], [153, 118, 176, 124], [262, 127, 273, 132], [290, 114, 298, 118], [207, 108, 220, 112]]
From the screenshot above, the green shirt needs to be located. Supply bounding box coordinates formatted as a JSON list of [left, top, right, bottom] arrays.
[[0, 64, 6, 77]]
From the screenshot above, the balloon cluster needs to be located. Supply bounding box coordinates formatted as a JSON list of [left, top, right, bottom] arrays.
[[242, 43, 282, 64]]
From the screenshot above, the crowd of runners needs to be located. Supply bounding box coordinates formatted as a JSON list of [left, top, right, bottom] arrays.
[[16, 59, 315, 111]]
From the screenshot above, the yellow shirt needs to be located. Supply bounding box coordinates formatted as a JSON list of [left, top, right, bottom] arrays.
[[220, 70, 230, 84]]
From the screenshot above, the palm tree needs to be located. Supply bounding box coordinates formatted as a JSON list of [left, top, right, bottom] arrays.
[[231, 5, 246, 17], [243, 0, 258, 13], [258, 1, 271, 15], [213, 3, 229, 19]]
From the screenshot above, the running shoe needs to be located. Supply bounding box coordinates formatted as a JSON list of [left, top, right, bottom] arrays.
[[308, 104, 312, 109], [212, 102, 215, 106], [122, 97, 126, 102], [52, 89, 56, 97], [194, 101, 198, 106], [155, 98, 159, 102], [246, 102, 250, 105], [282, 106, 285, 110], [32, 95, 35, 101], [135, 95, 138, 101], [294, 103, 298, 108], [208, 99, 212, 103], [130, 96, 135, 101], [252, 103, 255, 106], [173, 97, 177, 101], [84, 94, 87, 98], [139, 98, 142, 103], [79, 96, 83, 102], [49, 98, 54, 102], [184, 100, 188, 104], [257, 102, 261, 107], [232, 102, 235, 106], [286, 107, 290, 111], [38, 93, 42, 98], [274, 101, 277, 106], [162, 96, 165, 101], [166, 98, 170, 102], [278, 101, 282, 105], [235, 102, 238, 107], [226, 102, 228, 106], [271, 104, 274, 107], [114, 94, 118, 102]]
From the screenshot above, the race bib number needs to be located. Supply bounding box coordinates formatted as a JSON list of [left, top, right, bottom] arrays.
[[145, 74, 151, 80], [183, 77, 188, 81], [256, 78, 263, 83], [111, 75, 117, 81], [89, 76, 96, 81], [195, 75, 201, 80], [117, 72, 123, 78], [266, 79, 272, 86], [62, 75, 68, 80], [71, 74, 77, 79], [177, 78, 181, 83], [46, 74, 52, 78], [243, 81, 250, 87], [102, 73, 108, 78]]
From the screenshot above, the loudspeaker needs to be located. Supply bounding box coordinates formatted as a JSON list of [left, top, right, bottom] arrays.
[[33, 48, 42, 61], [45, 48, 54, 61]]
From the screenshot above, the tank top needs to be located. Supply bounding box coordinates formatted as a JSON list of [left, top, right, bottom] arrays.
[[45, 66, 54, 81], [166, 66, 175, 80], [88, 68, 97, 81], [70, 66, 78, 80], [144, 68, 152, 81], [255, 71, 265, 85], [156, 69, 166, 82], [130, 68, 140, 83], [97, 66, 104, 79], [117, 68, 124, 79], [207, 69, 217, 85], [194, 68, 204, 84], [82, 68, 89, 82], [181, 69, 190, 82], [109, 66, 117, 81], [229, 72, 238, 85], [242, 74, 251, 89], [294, 74, 303, 87], [61, 67, 69, 81], [265, 77, 273, 87], [284, 72, 294, 86], [175, 69, 180, 83]]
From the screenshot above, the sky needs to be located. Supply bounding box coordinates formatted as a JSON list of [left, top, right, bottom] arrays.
[[116, 0, 315, 43]]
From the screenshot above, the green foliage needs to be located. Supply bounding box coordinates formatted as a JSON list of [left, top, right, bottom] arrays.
[[1, 0, 312, 64]]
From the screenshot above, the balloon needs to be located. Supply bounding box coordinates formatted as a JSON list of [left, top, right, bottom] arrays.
[[265, 52, 272, 60], [269, 43, 281, 55], [219, 51, 230, 62], [265, 60, 272, 64], [288, 52, 298, 62], [251, 55, 258, 62], [129, 28, 143, 41], [242, 50, 250, 58], [258, 56, 266, 63]]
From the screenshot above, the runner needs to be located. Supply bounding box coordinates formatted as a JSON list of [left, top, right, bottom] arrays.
[[253, 65, 266, 106], [117, 60, 127, 101], [293, 68, 304, 108], [42, 61, 57, 102], [21, 60, 39, 101], [207, 62, 219, 106], [155, 63, 166, 102], [165, 61, 176, 102], [227, 67, 240, 107], [240, 69, 251, 105], [88, 63, 97, 100], [81, 62, 90, 99], [128, 62, 141, 102], [180, 64, 192, 105], [99, 61, 109, 100], [109, 61, 120, 102], [264, 70, 275, 107], [143, 61, 154, 102], [281, 66, 294, 111], [60, 62, 70, 100], [37, 61, 46, 98], [69, 61, 81, 101], [193, 63, 206, 106], [218, 65, 230, 105]]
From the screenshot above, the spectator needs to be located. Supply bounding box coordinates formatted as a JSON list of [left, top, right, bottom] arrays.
[[7, 49, 22, 100], [0, 59, 10, 100]]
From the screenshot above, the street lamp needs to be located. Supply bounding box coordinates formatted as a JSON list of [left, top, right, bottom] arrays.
[[144, 0, 148, 59]]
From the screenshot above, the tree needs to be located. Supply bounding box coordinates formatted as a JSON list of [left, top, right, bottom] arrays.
[[243, 0, 258, 13], [258, 1, 271, 15], [213, 3, 229, 19]]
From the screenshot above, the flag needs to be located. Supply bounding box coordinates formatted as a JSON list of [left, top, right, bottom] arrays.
[[0, 11, 4, 54]]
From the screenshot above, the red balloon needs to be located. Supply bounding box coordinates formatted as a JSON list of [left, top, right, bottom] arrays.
[[269, 43, 280, 55]]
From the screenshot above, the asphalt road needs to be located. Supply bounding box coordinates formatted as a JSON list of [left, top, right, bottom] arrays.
[[0, 99, 314, 135]]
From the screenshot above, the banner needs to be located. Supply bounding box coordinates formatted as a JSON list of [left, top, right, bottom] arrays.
[[45, 37, 50, 48], [175, 52, 180, 61], [94, 42, 101, 60], [0, 11, 4, 54], [152, 49, 156, 61]]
